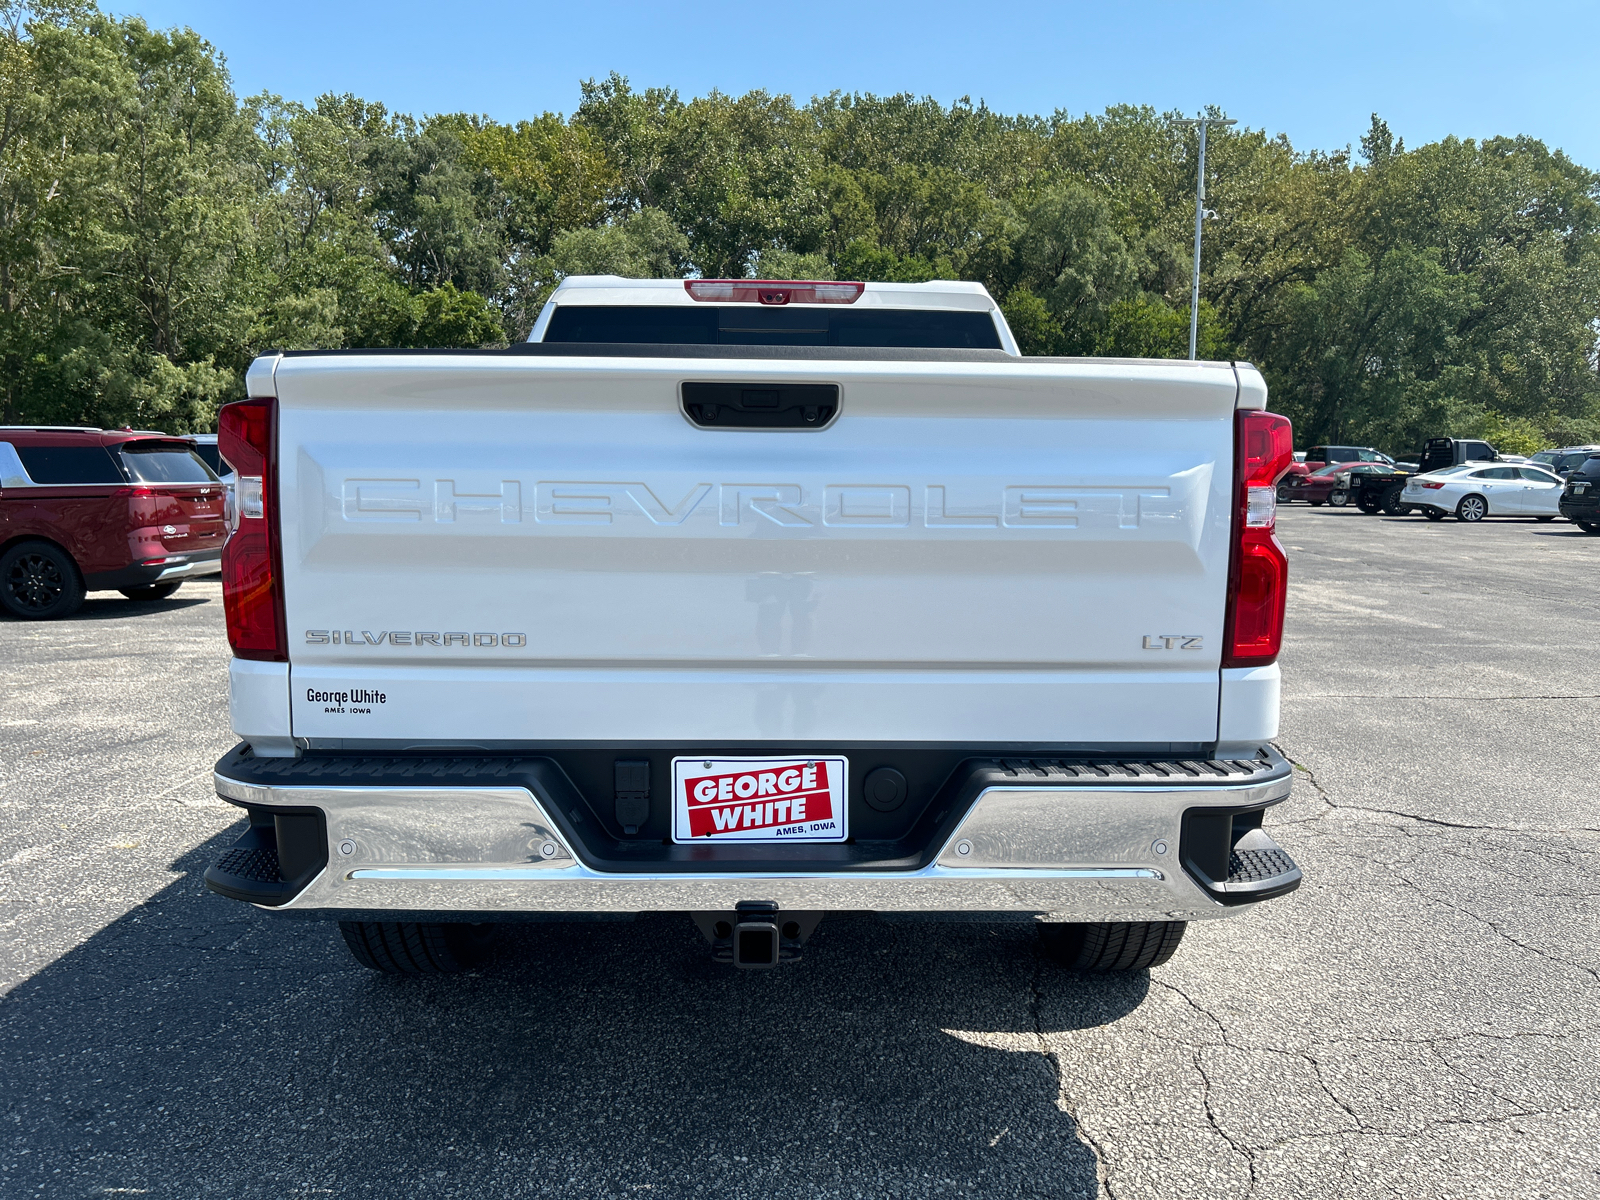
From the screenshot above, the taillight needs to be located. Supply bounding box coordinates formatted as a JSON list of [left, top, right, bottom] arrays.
[[218, 397, 286, 660], [1419, 480, 1446, 489], [684, 280, 864, 305], [1224, 410, 1293, 668]]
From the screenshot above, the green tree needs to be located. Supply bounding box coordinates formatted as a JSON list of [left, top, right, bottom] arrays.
[[3, 11, 1597, 448]]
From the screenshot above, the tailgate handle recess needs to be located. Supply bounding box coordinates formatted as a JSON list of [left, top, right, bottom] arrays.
[[681, 382, 839, 430]]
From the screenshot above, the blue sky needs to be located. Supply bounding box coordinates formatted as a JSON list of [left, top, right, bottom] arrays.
[[120, 0, 1600, 167]]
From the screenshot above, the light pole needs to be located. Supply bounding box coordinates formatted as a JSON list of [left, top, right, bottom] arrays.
[[1176, 114, 1236, 360]]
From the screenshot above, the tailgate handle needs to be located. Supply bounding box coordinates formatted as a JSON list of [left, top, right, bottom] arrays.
[[681, 382, 838, 430]]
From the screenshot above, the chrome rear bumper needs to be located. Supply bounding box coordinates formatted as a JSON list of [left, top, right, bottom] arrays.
[[211, 749, 1297, 922]]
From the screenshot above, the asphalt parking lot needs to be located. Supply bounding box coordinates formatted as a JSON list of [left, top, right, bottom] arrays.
[[2, 507, 1597, 1199]]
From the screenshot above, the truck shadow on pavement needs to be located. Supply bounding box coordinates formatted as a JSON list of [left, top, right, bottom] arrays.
[[13, 594, 215, 622], [0, 836, 1147, 1198]]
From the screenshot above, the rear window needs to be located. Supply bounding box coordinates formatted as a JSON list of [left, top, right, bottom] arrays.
[[542, 305, 1004, 349], [1578, 456, 1600, 478], [118, 443, 217, 484], [14, 444, 126, 484]]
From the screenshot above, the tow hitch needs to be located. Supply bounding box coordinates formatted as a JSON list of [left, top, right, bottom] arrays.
[[691, 901, 822, 968]]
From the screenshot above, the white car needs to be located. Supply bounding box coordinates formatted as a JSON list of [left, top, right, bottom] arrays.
[[1402, 463, 1566, 522]]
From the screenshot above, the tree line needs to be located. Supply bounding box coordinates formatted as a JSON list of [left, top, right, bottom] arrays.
[[3, 2, 1598, 454]]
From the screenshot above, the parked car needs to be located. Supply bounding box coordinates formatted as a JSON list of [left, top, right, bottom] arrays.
[[1283, 444, 1394, 482], [1351, 437, 1505, 515], [1557, 454, 1600, 532], [1281, 461, 1399, 506], [0, 427, 227, 618], [1530, 446, 1600, 478], [1399, 463, 1566, 522]]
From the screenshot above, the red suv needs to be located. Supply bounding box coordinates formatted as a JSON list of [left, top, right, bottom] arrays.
[[0, 427, 227, 619]]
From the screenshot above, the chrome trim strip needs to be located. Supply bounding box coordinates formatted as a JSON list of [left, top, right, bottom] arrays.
[[346, 865, 1165, 883]]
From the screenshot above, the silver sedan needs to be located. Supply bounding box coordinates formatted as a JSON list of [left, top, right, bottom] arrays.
[[1401, 464, 1566, 522]]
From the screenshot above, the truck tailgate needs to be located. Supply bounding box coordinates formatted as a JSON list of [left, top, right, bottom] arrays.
[[273, 354, 1240, 747]]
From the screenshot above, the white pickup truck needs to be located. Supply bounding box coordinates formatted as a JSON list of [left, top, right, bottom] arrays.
[[206, 276, 1301, 974]]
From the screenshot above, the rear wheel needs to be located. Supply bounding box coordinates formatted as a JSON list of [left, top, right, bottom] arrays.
[[1329, 489, 1349, 507], [1579, 521, 1600, 535], [1038, 921, 1186, 972], [1380, 486, 1410, 516], [1356, 495, 1382, 514], [120, 581, 182, 602], [1423, 508, 1447, 522], [1456, 494, 1489, 522], [339, 921, 498, 974], [0, 540, 85, 620]]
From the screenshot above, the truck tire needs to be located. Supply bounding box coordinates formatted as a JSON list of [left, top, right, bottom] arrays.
[[1380, 486, 1410, 516], [339, 921, 498, 974], [1356, 496, 1382, 514], [1456, 494, 1488, 522], [0, 540, 86, 620], [1038, 920, 1186, 971], [120, 582, 182, 602], [1578, 521, 1600, 534]]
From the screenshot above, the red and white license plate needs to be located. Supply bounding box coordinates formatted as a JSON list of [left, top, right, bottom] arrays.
[[671, 756, 848, 844]]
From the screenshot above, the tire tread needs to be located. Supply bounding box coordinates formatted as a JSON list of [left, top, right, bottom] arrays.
[[338, 921, 495, 974], [1039, 920, 1187, 972]]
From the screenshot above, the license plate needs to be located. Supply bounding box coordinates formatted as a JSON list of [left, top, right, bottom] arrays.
[[1575, 483, 1589, 494], [671, 756, 848, 843]]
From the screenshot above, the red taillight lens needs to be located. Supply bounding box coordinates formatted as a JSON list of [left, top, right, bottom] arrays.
[[1224, 410, 1293, 668], [218, 398, 285, 660], [1419, 480, 1445, 489], [684, 280, 864, 305]]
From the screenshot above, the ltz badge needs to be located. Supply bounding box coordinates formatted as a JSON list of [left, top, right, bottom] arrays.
[[671, 757, 849, 844]]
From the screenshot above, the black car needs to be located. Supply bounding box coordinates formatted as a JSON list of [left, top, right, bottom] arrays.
[[1532, 445, 1600, 478], [1558, 455, 1600, 533]]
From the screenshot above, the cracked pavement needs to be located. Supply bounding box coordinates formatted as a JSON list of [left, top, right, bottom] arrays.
[[2, 506, 1598, 1198]]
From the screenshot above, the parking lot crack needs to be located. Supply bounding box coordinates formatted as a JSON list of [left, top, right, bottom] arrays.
[[1273, 746, 1336, 822], [1192, 1047, 1259, 1194], [1272, 744, 1599, 834], [1151, 978, 1232, 1045], [1365, 808, 1598, 834], [1254, 1104, 1600, 1150], [1393, 871, 1600, 985], [1029, 956, 1120, 1200], [1300, 1050, 1369, 1132]]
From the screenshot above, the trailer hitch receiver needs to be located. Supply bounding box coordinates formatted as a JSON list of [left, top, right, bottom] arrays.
[[691, 901, 822, 968]]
